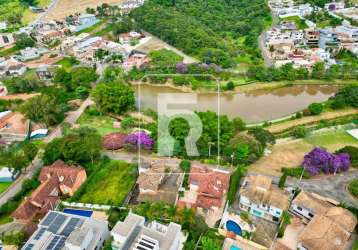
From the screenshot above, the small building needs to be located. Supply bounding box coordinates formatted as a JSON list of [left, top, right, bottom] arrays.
[[7, 64, 27, 76], [22, 211, 110, 250], [111, 212, 183, 250], [298, 207, 357, 250], [0, 111, 30, 143], [319, 28, 339, 50], [12, 160, 86, 222], [36, 65, 53, 80], [30, 128, 48, 139], [122, 53, 149, 71], [20, 47, 43, 61], [0, 167, 15, 182], [0, 22, 7, 30], [0, 33, 14, 48], [305, 29, 320, 47], [69, 14, 100, 33], [325, 1, 345, 11], [238, 175, 290, 224]]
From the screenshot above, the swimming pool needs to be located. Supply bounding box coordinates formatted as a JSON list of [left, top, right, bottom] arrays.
[[230, 245, 242, 250], [226, 220, 242, 236], [63, 208, 93, 217]]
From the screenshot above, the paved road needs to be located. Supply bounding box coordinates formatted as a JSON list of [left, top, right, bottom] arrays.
[[258, 11, 278, 67], [0, 98, 94, 207], [249, 170, 358, 207], [287, 171, 358, 207]]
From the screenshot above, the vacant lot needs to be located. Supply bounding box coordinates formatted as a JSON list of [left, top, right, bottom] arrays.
[[44, 0, 124, 21], [249, 129, 358, 176], [74, 160, 137, 206], [77, 112, 121, 136]]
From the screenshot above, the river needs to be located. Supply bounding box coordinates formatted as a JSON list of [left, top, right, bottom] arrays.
[[133, 84, 338, 123]]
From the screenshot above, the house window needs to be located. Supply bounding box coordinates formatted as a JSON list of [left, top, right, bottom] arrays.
[[308, 212, 314, 218], [297, 206, 302, 211], [272, 216, 279, 222]]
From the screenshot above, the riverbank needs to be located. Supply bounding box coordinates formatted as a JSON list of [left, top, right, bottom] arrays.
[[131, 78, 355, 94]]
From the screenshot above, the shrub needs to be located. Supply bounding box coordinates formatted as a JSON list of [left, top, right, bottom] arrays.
[[308, 103, 324, 115], [233, 117, 246, 132], [292, 125, 308, 138], [295, 112, 303, 119], [337, 146, 358, 167], [348, 179, 358, 198], [282, 167, 310, 179], [228, 166, 246, 204], [179, 160, 191, 172], [278, 174, 287, 188], [225, 81, 235, 90]]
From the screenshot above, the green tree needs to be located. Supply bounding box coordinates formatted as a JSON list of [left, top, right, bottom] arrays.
[[292, 125, 308, 138], [311, 62, 325, 79], [308, 103, 324, 115], [232, 117, 246, 132], [20, 94, 65, 126], [149, 49, 183, 69], [15, 34, 35, 49], [92, 81, 135, 114], [201, 237, 221, 250]]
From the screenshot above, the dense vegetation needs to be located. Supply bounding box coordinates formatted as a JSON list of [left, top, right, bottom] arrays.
[[131, 0, 271, 67]]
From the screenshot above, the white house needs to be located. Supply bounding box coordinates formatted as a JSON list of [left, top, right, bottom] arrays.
[[20, 47, 48, 61], [0, 33, 15, 48], [111, 213, 183, 250], [69, 14, 99, 33], [239, 175, 290, 224], [0, 167, 15, 182]]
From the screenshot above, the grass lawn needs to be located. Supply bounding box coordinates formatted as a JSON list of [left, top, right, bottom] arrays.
[[348, 179, 358, 198], [73, 160, 137, 206], [75, 20, 105, 35], [0, 182, 12, 194], [0, 46, 20, 57], [304, 129, 358, 152], [77, 112, 122, 136], [55, 57, 79, 71], [280, 16, 308, 29]]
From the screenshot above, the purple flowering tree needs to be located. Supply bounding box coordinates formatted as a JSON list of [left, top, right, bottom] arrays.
[[176, 63, 188, 74], [302, 147, 351, 175], [125, 131, 154, 150]]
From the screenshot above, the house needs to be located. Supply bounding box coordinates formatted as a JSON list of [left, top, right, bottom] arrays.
[[20, 47, 48, 61], [122, 53, 149, 71], [305, 29, 320, 47], [319, 28, 339, 50], [335, 25, 358, 51], [111, 212, 184, 250], [176, 165, 230, 227], [298, 207, 357, 250], [325, 1, 345, 11], [0, 167, 16, 182], [0, 111, 30, 143], [22, 211, 109, 250], [0, 33, 15, 48], [12, 160, 86, 222], [36, 65, 53, 80], [137, 162, 182, 204], [7, 63, 27, 76], [69, 14, 100, 33], [290, 191, 335, 221], [118, 31, 142, 44], [119, 0, 145, 14], [238, 175, 290, 224]]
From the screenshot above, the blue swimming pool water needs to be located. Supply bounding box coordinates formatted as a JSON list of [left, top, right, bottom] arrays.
[[63, 208, 93, 217], [230, 246, 242, 250], [226, 220, 242, 236]]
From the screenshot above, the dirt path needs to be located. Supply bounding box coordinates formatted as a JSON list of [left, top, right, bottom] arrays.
[[268, 108, 358, 133]]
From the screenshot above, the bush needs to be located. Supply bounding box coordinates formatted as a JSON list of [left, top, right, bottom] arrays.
[[308, 103, 324, 115], [292, 125, 308, 138], [278, 174, 287, 188], [337, 146, 358, 167], [225, 81, 235, 90], [282, 167, 310, 179], [179, 160, 191, 172], [348, 179, 358, 198], [233, 117, 246, 132], [295, 112, 303, 119], [228, 166, 246, 205]]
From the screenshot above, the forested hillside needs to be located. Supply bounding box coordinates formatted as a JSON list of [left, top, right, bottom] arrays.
[[130, 0, 271, 68]]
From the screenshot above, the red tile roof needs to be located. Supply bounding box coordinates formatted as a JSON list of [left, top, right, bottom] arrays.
[[189, 165, 230, 209], [12, 160, 86, 222]]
